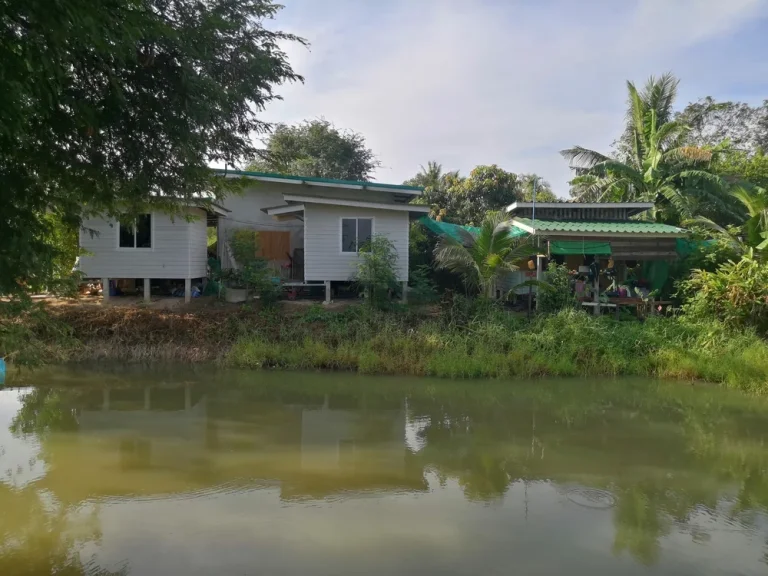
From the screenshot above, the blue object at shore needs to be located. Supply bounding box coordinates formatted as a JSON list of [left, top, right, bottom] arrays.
[[0, 358, 5, 385]]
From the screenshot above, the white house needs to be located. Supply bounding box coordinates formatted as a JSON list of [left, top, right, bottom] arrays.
[[77, 170, 428, 302]]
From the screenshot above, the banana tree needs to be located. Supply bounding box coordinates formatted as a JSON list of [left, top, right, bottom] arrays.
[[562, 74, 733, 224]]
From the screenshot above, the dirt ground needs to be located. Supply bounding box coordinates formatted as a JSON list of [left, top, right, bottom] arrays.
[[30, 294, 360, 313]]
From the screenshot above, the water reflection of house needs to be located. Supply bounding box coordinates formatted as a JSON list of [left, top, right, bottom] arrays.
[[39, 385, 426, 503], [77, 385, 209, 471]]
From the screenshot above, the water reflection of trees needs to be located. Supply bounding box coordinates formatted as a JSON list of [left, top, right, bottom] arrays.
[[0, 482, 126, 576], [8, 375, 768, 567]]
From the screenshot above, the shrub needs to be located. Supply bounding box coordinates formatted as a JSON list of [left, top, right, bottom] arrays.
[[678, 251, 768, 334], [227, 229, 279, 306], [537, 262, 576, 314], [408, 265, 438, 305], [354, 236, 399, 307]]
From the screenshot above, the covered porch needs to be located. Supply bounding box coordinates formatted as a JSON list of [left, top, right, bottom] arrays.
[[507, 208, 689, 317]]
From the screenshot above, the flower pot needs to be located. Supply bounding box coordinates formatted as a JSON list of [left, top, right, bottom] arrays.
[[224, 287, 248, 303]]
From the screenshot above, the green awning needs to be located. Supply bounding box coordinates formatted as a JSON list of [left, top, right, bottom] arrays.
[[549, 240, 611, 255]]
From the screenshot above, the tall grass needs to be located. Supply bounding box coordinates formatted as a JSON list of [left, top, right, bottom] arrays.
[[226, 304, 768, 393], [5, 300, 768, 393]]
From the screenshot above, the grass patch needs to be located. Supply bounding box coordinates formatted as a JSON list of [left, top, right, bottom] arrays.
[[4, 300, 768, 394]]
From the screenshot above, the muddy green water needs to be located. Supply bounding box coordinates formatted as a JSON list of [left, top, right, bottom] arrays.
[[2, 368, 768, 575]]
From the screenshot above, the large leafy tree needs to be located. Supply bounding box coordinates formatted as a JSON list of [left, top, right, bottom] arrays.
[[433, 212, 534, 298], [1, 0, 302, 295], [408, 163, 521, 225], [248, 119, 380, 181], [675, 97, 768, 153], [562, 74, 732, 225]]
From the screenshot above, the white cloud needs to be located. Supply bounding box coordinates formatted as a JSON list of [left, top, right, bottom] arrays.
[[262, 0, 766, 195]]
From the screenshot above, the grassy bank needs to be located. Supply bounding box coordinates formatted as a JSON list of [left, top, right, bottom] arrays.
[[4, 300, 768, 393]]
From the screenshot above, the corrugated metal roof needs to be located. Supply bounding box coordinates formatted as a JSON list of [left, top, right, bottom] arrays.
[[213, 168, 423, 193], [513, 218, 687, 235]]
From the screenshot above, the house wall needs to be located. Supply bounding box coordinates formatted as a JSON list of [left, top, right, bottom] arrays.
[[78, 208, 208, 279], [217, 183, 304, 269], [303, 204, 409, 282]]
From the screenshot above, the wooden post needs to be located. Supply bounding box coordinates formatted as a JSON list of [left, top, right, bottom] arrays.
[[184, 278, 192, 304], [102, 278, 110, 302], [324, 281, 331, 304], [143, 278, 151, 303]]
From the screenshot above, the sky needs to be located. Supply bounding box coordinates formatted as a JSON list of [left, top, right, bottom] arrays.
[[259, 0, 768, 196]]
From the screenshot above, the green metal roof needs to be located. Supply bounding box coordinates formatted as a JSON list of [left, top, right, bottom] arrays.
[[513, 218, 687, 236], [213, 168, 423, 193]]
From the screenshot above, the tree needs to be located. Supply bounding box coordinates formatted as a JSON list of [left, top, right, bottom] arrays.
[[248, 119, 380, 181], [562, 74, 732, 225], [433, 212, 535, 298], [675, 97, 768, 153], [517, 174, 559, 202], [408, 164, 520, 225], [1, 0, 302, 295]]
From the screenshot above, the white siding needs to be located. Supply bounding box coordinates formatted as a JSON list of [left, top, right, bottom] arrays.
[[78, 209, 207, 279], [304, 204, 409, 282], [217, 182, 404, 267]]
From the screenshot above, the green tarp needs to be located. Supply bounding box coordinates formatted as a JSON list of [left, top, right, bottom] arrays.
[[417, 216, 528, 242], [549, 240, 611, 255]]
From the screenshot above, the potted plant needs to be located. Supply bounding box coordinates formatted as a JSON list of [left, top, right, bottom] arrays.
[[221, 268, 249, 303]]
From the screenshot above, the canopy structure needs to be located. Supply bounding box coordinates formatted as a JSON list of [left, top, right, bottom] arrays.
[[417, 216, 527, 243]]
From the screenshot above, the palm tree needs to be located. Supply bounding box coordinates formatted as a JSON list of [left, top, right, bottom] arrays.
[[406, 161, 445, 190], [689, 184, 768, 254], [433, 212, 536, 298], [562, 74, 732, 224]]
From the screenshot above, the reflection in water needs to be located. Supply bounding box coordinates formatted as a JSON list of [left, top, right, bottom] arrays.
[[2, 368, 768, 575]]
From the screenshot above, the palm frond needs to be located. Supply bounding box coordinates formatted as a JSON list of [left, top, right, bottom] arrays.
[[683, 215, 729, 236], [652, 121, 690, 151], [658, 184, 693, 220], [560, 146, 609, 169], [596, 160, 644, 186], [433, 237, 481, 292], [642, 72, 679, 125]]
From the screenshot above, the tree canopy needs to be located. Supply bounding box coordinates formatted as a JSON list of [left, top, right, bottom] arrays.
[[1, 0, 302, 294], [675, 97, 768, 152], [407, 163, 548, 225], [247, 119, 380, 181]]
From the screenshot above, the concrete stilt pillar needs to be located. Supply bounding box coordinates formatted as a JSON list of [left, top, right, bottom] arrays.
[[324, 281, 331, 305], [143, 278, 151, 303], [184, 278, 192, 304], [102, 278, 110, 302], [401, 280, 408, 303]]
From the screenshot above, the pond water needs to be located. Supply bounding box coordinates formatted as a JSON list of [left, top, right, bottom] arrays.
[[2, 368, 768, 575]]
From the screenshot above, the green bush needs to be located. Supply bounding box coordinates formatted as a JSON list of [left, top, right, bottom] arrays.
[[678, 251, 768, 334], [537, 262, 576, 314], [354, 236, 399, 307], [226, 229, 280, 307]]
